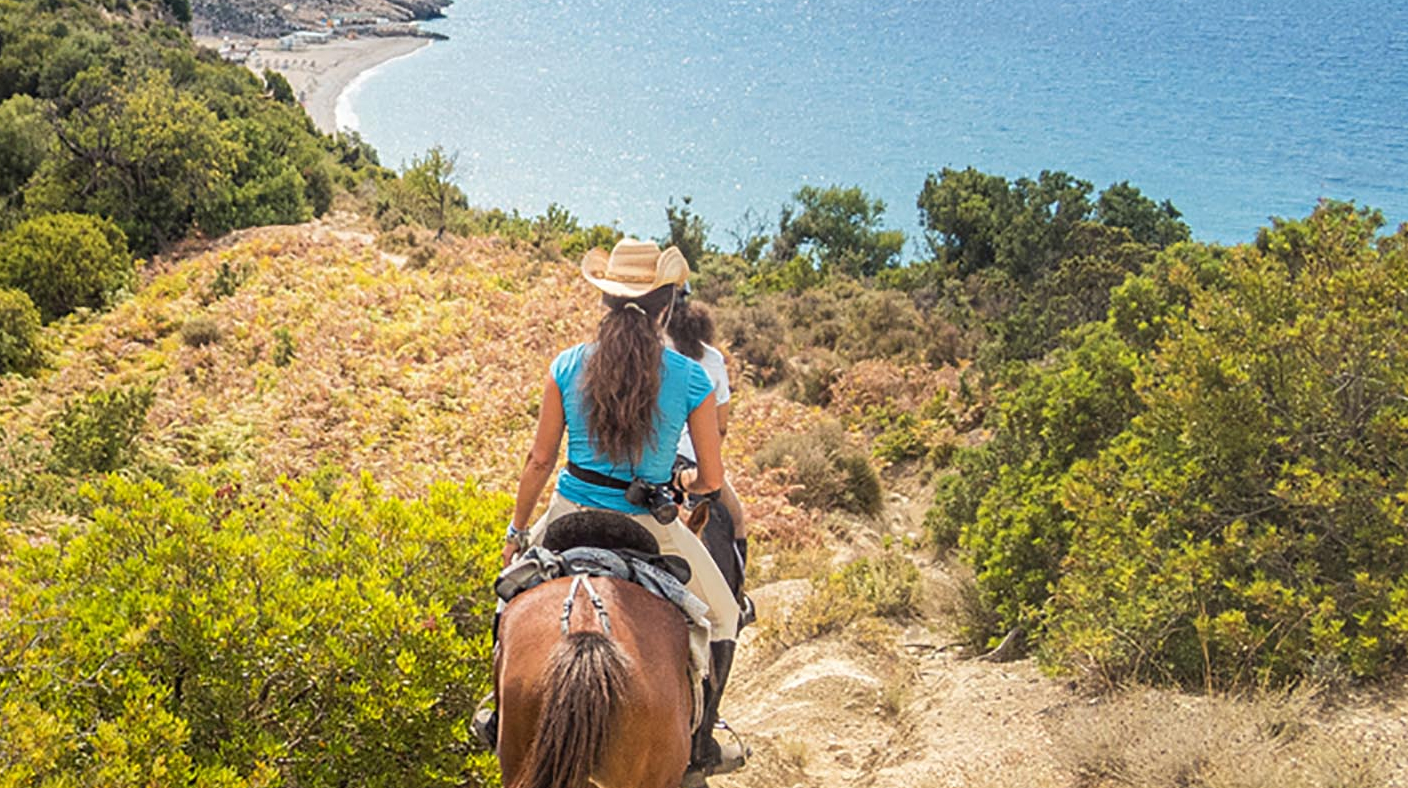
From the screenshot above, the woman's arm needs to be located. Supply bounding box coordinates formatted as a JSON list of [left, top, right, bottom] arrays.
[[680, 392, 723, 495], [504, 375, 565, 565], [715, 401, 730, 440]]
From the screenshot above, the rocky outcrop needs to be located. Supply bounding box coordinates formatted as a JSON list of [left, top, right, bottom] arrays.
[[193, 0, 451, 37]]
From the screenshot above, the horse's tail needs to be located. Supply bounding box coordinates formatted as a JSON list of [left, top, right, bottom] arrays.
[[513, 630, 627, 788]]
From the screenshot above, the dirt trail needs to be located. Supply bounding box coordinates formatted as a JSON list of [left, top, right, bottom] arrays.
[[709, 487, 1079, 788]]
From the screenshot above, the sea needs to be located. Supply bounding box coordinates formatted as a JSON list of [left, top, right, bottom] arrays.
[[340, 0, 1408, 249]]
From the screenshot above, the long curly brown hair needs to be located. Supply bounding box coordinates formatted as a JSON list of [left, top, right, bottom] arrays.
[[582, 285, 676, 466]]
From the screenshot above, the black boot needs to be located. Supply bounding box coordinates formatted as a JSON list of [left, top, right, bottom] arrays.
[[687, 640, 746, 781]]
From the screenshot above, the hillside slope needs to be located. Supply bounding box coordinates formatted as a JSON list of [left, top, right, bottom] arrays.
[[2, 214, 596, 500], [4, 214, 1407, 788]]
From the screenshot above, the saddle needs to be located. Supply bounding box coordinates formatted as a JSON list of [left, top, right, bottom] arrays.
[[540, 511, 693, 585], [495, 517, 698, 616]]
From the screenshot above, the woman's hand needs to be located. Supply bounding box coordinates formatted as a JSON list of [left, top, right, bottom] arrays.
[[674, 465, 700, 493], [502, 523, 528, 567]]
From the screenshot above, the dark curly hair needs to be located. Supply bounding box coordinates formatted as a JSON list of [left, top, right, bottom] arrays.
[[665, 296, 715, 361]]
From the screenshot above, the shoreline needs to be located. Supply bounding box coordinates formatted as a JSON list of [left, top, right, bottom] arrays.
[[198, 35, 431, 134]]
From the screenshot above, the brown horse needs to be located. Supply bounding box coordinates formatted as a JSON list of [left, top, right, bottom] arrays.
[[494, 565, 695, 788]]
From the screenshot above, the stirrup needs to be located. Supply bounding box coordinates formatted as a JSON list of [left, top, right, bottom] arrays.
[[471, 693, 496, 749], [683, 719, 749, 786], [711, 719, 749, 774], [738, 593, 756, 629]]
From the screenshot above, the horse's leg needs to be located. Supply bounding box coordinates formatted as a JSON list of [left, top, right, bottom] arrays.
[[495, 605, 556, 787]]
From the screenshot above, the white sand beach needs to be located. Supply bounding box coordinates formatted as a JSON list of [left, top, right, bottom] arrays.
[[198, 35, 430, 134]]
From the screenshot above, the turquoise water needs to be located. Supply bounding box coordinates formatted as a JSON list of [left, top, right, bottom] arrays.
[[346, 0, 1408, 247]]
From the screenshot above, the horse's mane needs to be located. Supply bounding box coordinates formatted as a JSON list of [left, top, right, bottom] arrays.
[[541, 510, 661, 555]]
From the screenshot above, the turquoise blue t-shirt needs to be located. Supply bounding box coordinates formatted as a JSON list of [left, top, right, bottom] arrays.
[[552, 342, 714, 513]]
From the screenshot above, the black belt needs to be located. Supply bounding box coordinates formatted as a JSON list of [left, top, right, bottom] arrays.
[[565, 461, 634, 490], [565, 461, 721, 502]]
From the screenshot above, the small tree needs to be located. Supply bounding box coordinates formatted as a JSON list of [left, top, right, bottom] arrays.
[[402, 145, 464, 239], [774, 185, 904, 278], [0, 286, 44, 375], [0, 212, 135, 322], [26, 69, 232, 254], [664, 196, 710, 266], [918, 167, 1096, 280], [1096, 181, 1190, 248], [263, 69, 295, 105]]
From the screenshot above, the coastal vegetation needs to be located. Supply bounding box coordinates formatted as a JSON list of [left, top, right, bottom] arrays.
[[3, 0, 1407, 784]]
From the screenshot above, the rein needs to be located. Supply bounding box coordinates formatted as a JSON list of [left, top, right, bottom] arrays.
[[560, 574, 613, 636]]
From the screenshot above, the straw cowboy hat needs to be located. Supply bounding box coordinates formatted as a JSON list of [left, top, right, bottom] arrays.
[[581, 238, 690, 298]]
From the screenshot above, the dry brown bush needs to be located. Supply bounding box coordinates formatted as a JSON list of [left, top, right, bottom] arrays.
[[1047, 686, 1393, 788], [754, 420, 882, 516], [829, 360, 963, 421]]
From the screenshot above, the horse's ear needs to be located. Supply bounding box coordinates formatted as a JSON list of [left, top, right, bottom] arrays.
[[685, 503, 709, 537]]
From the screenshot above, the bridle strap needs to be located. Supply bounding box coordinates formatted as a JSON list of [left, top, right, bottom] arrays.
[[559, 574, 613, 637]]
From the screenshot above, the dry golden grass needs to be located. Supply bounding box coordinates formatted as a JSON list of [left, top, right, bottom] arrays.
[[1047, 685, 1393, 788]]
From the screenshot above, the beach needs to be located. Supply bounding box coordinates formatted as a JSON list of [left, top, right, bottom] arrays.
[[198, 35, 430, 134]]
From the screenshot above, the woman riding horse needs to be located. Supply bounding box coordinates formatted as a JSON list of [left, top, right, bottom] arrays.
[[666, 286, 748, 604], [496, 238, 746, 783]]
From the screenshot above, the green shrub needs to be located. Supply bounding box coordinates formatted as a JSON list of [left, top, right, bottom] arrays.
[[48, 383, 156, 474], [207, 260, 248, 301], [180, 316, 221, 347], [272, 327, 295, 367], [923, 463, 987, 550], [0, 472, 507, 788], [0, 94, 52, 200], [779, 280, 859, 352], [0, 286, 45, 374], [870, 411, 926, 463], [941, 203, 1408, 688], [836, 550, 921, 618], [834, 289, 926, 363], [561, 224, 622, 261], [930, 321, 1144, 645], [1044, 203, 1408, 688], [785, 346, 845, 406], [755, 421, 882, 515], [0, 212, 135, 322]]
